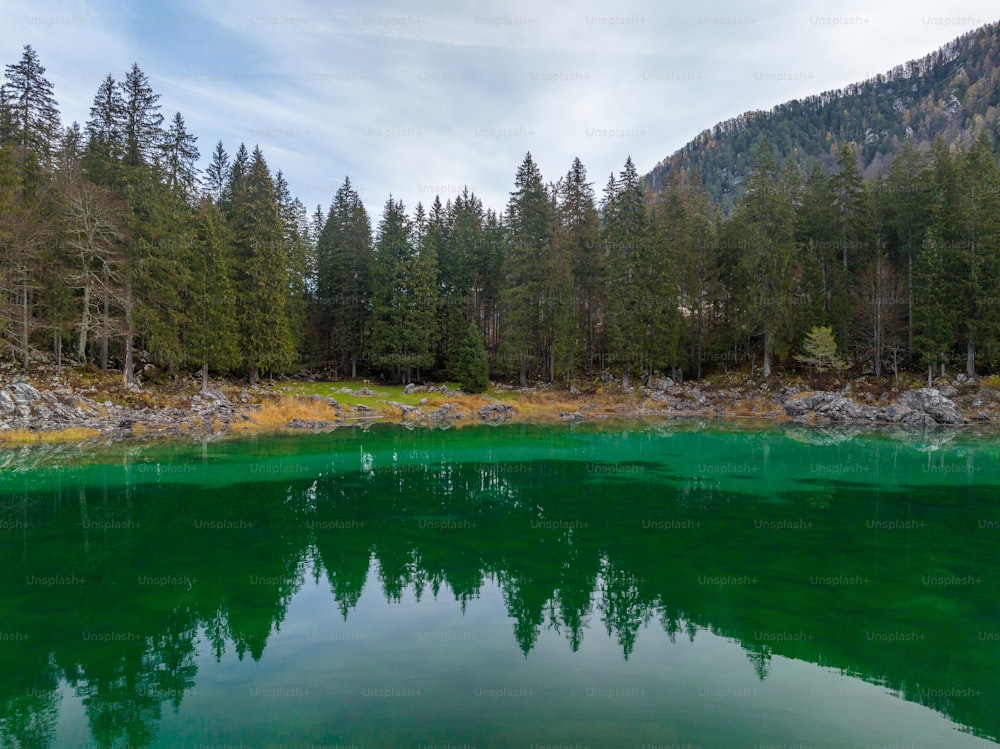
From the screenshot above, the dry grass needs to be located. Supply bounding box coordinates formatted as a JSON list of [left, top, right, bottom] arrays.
[[720, 398, 786, 419], [234, 396, 342, 431], [0, 427, 101, 444]]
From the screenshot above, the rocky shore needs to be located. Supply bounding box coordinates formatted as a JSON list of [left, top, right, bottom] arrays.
[[0, 373, 998, 443]]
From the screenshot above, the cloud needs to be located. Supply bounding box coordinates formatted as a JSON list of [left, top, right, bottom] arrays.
[[2, 0, 997, 217]]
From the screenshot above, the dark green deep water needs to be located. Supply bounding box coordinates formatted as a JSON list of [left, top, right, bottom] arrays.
[[1, 421, 999, 749]]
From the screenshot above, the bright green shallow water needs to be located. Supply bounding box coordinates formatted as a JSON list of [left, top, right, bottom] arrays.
[[1, 421, 999, 749]]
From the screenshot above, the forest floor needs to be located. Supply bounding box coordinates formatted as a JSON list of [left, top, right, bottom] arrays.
[[1, 366, 1000, 443]]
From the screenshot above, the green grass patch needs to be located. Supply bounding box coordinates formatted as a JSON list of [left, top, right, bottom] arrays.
[[270, 380, 482, 408]]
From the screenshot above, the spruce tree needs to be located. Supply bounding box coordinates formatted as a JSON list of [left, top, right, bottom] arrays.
[[603, 157, 647, 387], [316, 177, 373, 377], [560, 157, 603, 372], [455, 323, 489, 392], [370, 198, 437, 382], [2, 45, 60, 159], [500, 152, 549, 386], [120, 63, 163, 169], [229, 146, 296, 384], [185, 198, 239, 388], [160, 112, 200, 198], [205, 141, 229, 204], [730, 140, 799, 377]]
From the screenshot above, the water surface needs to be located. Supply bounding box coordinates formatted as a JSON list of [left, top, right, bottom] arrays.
[[1, 421, 998, 748]]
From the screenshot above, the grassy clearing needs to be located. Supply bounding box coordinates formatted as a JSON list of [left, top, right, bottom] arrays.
[[0, 427, 101, 444], [271, 380, 495, 408]]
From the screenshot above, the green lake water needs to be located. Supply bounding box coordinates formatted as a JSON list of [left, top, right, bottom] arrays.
[[1, 420, 999, 748]]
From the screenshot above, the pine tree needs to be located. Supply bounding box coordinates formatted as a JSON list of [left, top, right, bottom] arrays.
[[455, 323, 489, 392], [603, 157, 647, 387], [730, 139, 799, 377], [956, 133, 1000, 374], [83, 74, 125, 186], [205, 141, 229, 204], [185, 198, 239, 388], [500, 153, 550, 386], [316, 176, 373, 377], [229, 146, 296, 384], [557, 157, 602, 376], [882, 137, 931, 359], [913, 229, 957, 384], [669, 171, 721, 379], [160, 111, 199, 198], [370, 198, 437, 382], [1, 45, 60, 159], [119, 63, 163, 169]]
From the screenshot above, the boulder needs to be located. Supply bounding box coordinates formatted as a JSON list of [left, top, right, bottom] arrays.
[[899, 388, 967, 425]]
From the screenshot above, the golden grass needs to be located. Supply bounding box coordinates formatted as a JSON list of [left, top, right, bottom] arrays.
[[0, 427, 101, 444], [234, 396, 342, 431]]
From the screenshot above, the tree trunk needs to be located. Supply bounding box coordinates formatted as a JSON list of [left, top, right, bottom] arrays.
[[351, 353, 357, 379], [248, 364, 258, 387], [78, 283, 90, 360], [21, 281, 30, 374], [927, 363, 932, 388], [201, 359, 209, 391], [967, 339, 975, 377], [763, 331, 773, 378], [519, 354, 527, 388], [907, 248, 913, 358], [100, 268, 110, 371], [122, 288, 134, 388], [622, 367, 629, 389]]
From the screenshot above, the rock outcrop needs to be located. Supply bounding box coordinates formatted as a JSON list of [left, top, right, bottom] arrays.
[[784, 388, 966, 426]]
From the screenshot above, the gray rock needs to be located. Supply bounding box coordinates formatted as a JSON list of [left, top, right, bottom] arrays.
[[478, 403, 516, 421], [286, 419, 338, 429], [388, 401, 421, 417], [899, 388, 967, 425]]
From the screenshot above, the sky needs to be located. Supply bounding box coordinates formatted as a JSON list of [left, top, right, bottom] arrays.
[[1, 0, 997, 219]]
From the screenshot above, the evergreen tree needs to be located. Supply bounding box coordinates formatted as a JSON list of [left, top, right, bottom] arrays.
[[370, 198, 437, 382], [160, 112, 200, 198], [557, 157, 603, 375], [881, 137, 931, 358], [668, 171, 721, 379], [185, 198, 239, 388], [455, 323, 490, 392], [1, 45, 60, 159], [316, 177, 373, 377], [500, 153, 550, 386], [205, 141, 229, 204], [603, 157, 648, 387], [119, 63, 163, 169], [730, 139, 799, 377], [913, 229, 957, 384], [229, 146, 296, 384], [956, 133, 1000, 374], [83, 74, 125, 185]]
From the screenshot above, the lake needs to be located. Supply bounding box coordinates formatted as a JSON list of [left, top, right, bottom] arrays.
[[1, 421, 998, 748]]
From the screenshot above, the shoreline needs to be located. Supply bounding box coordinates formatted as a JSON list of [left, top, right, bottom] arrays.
[[1, 372, 998, 445]]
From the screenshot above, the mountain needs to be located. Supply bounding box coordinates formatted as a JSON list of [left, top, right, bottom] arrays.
[[643, 21, 1000, 212]]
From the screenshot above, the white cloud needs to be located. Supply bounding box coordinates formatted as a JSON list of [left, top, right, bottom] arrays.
[[1, 0, 997, 216]]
